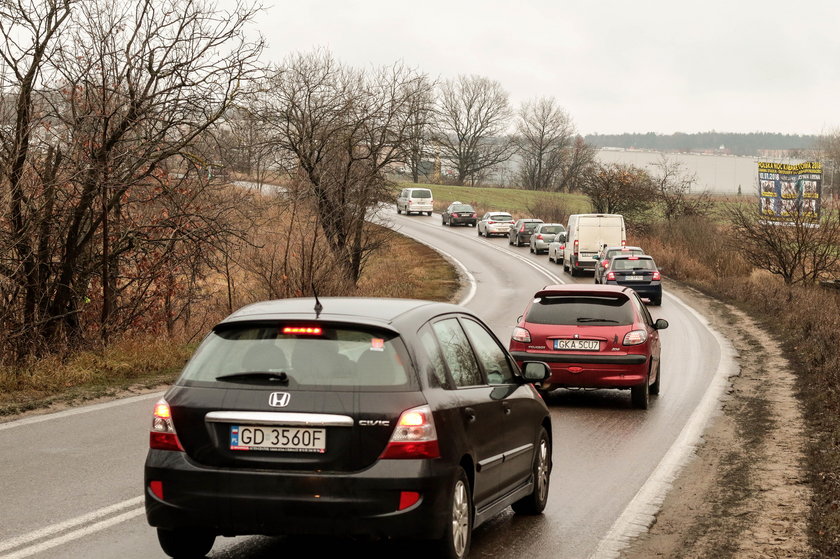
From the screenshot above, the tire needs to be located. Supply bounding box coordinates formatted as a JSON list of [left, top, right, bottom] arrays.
[[427, 211, 432, 216], [651, 296, 662, 306], [432, 467, 472, 559], [157, 528, 215, 559], [397, 206, 402, 214], [631, 373, 650, 409], [570, 265, 578, 277], [649, 363, 661, 395], [530, 246, 534, 253], [512, 427, 551, 515], [549, 254, 554, 263]]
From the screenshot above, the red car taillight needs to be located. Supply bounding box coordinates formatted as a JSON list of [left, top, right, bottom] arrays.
[[574, 239, 579, 254], [536, 234, 543, 240], [519, 225, 525, 232], [150, 398, 184, 451], [652, 271, 661, 280], [623, 329, 648, 345], [602, 260, 609, 268], [606, 271, 616, 281], [380, 405, 440, 459], [511, 326, 531, 343], [452, 213, 459, 217]]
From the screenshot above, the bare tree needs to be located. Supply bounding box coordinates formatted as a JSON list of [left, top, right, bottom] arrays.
[[650, 154, 713, 221], [0, 0, 263, 356], [557, 136, 597, 192], [400, 74, 436, 183], [580, 162, 657, 221], [813, 128, 840, 198], [516, 97, 574, 190], [435, 74, 515, 186], [728, 203, 840, 285], [260, 50, 429, 285]]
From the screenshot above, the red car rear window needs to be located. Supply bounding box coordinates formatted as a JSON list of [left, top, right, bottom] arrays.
[[525, 296, 633, 326]]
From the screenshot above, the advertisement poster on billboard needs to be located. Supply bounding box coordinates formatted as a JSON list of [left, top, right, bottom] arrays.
[[757, 161, 822, 223]]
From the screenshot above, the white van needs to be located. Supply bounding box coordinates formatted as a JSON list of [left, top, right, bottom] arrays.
[[396, 187, 434, 216], [562, 214, 626, 276]]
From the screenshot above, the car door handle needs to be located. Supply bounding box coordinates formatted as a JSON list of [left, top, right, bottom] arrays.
[[464, 407, 476, 423]]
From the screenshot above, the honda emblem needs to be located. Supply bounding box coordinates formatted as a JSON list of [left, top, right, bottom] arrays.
[[268, 392, 291, 407]]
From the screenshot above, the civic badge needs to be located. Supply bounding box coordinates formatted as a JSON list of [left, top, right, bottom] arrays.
[[268, 392, 291, 407]]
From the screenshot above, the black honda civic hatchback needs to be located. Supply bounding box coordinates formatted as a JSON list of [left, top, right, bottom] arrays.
[[145, 297, 552, 559]]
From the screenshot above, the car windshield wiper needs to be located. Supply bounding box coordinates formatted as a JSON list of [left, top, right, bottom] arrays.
[[215, 371, 290, 384], [576, 317, 619, 323]]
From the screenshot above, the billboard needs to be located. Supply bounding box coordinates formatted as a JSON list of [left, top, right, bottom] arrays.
[[758, 161, 822, 223]]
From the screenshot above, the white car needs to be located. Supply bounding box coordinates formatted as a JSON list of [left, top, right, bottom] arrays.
[[396, 187, 434, 216], [477, 212, 514, 237], [547, 233, 567, 264]]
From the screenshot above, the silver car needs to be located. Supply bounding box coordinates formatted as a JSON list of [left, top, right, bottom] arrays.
[[529, 223, 566, 254], [547, 233, 567, 264], [477, 212, 514, 237]]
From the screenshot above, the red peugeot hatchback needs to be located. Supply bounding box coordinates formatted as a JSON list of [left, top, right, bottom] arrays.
[[508, 284, 668, 409]]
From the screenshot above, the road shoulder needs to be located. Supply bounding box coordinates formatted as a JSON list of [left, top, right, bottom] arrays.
[[620, 281, 812, 558]]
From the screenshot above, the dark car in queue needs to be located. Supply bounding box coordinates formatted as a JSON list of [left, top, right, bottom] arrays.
[[145, 297, 553, 559], [508, 218, 544, 247], [442, 202, 478, 227], [594, 246, 645, 284], [602, 254, 663, 306], [509, 284, 668, 409]]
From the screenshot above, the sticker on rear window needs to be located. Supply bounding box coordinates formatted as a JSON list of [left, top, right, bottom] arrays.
[[370, 338, 384, 351]]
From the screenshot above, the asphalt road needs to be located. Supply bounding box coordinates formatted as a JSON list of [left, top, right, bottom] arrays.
[[0, 208, 734, 559]]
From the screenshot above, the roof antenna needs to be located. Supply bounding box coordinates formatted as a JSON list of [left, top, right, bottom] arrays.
[[312, 283, 323, 319]]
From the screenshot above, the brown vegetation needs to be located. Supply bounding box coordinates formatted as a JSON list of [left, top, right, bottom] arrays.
[[636, 214, 840, 557]]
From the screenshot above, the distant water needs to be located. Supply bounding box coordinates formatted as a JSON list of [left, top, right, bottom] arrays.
[[596, 149, 802, 195]]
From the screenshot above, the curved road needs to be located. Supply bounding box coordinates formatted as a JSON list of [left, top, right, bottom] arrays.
[[0, 208, 734, 559]]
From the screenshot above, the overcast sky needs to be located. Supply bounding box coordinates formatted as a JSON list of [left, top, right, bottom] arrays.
[[240, 0, 840, 136]]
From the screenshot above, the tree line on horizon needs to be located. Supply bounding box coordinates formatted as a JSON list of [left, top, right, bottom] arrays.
[[585, 132, 821, 156]]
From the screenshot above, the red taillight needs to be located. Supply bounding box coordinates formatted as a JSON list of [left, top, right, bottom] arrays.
[[602, 260, 609, 268], [380, 405, 440, 459], [472, 213, 477, 218], [519, 225, 525, 232], [652, 271, 661, 280], [488, 220, 496, 224], [150, 399, 184, 451], [628, 256, 639, 260], [536, 234, 543, 240], [149, 481, 164, 500], [607, 271, 616, 281], [511, 326, 531, 343], [574, 239, 579, 254], [621, 239, 626, 246], [452, 213, 459, 217], [283, 326, 323, 335], [398, 491, 421, 510]]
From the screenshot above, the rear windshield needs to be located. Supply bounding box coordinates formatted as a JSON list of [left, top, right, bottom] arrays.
[[179, 323, 415, 390], [607, 248, 644, 259], [525, 296, 633, 326], [452, 204, 474, 212], [491, 214, 513, 221], [523, 222, 541, 231], [611, 258, 656, 271], [539, 225, 564, 234], [410, 190, 432, 198]]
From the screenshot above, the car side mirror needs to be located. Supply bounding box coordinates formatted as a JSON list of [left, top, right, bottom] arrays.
[[521, 361, 551, 382], [516, 315, 523, 322], [654, 318, 669, 330]]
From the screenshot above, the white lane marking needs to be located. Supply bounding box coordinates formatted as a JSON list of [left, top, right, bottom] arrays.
[[0, 497, 144, 556], [589, 290, 737, 559], [0, 392, 164, 431]]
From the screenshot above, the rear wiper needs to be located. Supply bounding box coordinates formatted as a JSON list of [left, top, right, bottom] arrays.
[[576, 317, 619, 323], [216, 371, 290, 384]]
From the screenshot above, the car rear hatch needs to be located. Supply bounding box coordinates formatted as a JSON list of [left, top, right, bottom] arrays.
[[611, 258, 657, 285], [168, 321, 425, 473]]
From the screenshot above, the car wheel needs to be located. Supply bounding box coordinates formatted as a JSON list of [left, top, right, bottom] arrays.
[[651, 296, 662, 306], [631, 374, 650, 409], [432, 467, 472, 559], [397, 206, 402, 214], [649, 363, 661, 395], [549, 254, 554, 263], [529, 246, 534, 253], [157, 528, 215, 559], [427, 211, 432, 216], [512, 427, 551, 515], [570, 265, 578, 277]]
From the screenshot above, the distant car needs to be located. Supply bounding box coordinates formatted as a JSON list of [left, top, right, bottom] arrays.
[[442, 202, 478, 227], [396, 187, 434, 216], [477, 212, 514, 237], [509, 218, 544, 247], [563, 214, 626, 276], [145, 297, 553, 559], [547, 233, 567, 265], [509, 284, 668, 409], [476, 212, 513, 237], [594, 246, 645, 284], [602, 255, 663, 306], [529, 224, 566, 254]]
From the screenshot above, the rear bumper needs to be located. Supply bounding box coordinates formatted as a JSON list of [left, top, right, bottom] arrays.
[[511, 351, 649, 388], [407, 204, 433, 213], [485, 226, 510, 235], [450, 217, 476, 225], [145, 450, 452, 539], [605, 282, 662, 299]]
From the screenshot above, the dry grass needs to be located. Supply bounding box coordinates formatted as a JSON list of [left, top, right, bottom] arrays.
[[637, 215, 840, 558]]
